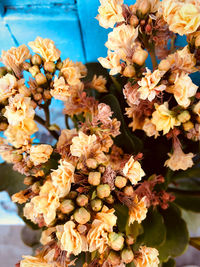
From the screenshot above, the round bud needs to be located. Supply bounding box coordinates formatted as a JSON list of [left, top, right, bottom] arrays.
[[132, 48, 148, 66], [158, 59, 171, 72], [178, 111, 191, 123], [123, 186, 134, 196], [91, 198, 103, 212], [44, 62, 56, 73], [123, 65, 136, 78], [97, 184, 111, 199], [22, 62, 31, 71], [115, 176, 127, 189], [35, 73, 47, 85], [67, 191, 78, 199], [31, 54, 42, 65], [109, 232, 124, 251], [107, 251, 121, 266], [88, 172, 101, 186], [126, 235, 135, 245], [86, 158, 98, 169], [98, 165, 106, 173], [77, 224, 87, 234], [183, 121, 194, 131], [0, 122, 8, 131], [43, 90, 52, 100], [76, 194, 88, 207], [74, 207, 91, 225], [24, 176, 34, 186], [138, 0, 151, 15], [29, 65, 40, 77], [32, 182, 40, 194], [60, 199, 75, 214], [130, 15, 139, 27], [121, 248, 134, 264], [106, 194, 115, 204]]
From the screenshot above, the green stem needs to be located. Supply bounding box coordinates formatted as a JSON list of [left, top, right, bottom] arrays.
[[111, 76, 122, 93], [34, 115, 59, 140]]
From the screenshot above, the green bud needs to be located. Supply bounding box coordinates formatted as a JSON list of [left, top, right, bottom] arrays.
[[60, 199, 75, 214], [97, 184, 111, 199], [74, 207, 91, 224], [121, 248, 134, 264], [107, 251, 121, 266], [115, 176, 127, 189], [88, 172, 101, 186], [76, 194, 89, 207], [29, 65, 40, 77], [91, 198, 103, 212], [178, 111, 191, 123], [126, 235, 135, 245], [109, 232, 124, 251], [44, 61, 56, 73], [67, 191, 78, 199], [123, 186, 134, 196], [106, 194, 114, 204], [86, 158, 98, 169]]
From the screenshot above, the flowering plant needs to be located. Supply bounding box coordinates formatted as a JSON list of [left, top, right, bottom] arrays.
[[0, 0, 200, 266]]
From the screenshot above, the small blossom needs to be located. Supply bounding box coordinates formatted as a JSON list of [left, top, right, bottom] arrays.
[[167, 73, 198, 108], [129, 196, 147, 225], [56, 221, 85, 256], [30, 144, 53, 166], [50, 76, 70, 101], [98, 103, 113, 125], [143, 118, 159, 138], [98, 50, 122, 75], [90, 75, 107, 93], [96, 0, 125, 29], [40, 227, 55, 245], [28, 37, 61, 62], [165, 145, 194, 171], [151, 102, 180, 135], [96, 206, 117, 231], [20, 256, 52, 267], [138, 68, 166, 101], [0, 74, 17, 102], [123, 156, 145, 185], [4, 94, 35, 126], [51, 159, 75, 198], [134, 246, 160, 267]]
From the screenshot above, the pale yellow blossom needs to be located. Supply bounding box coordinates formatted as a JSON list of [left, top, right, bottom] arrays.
[[50, 76, 70, 101], [123, 156, 145, 185], [96, 206, 117, 231], [4, 94, 35, 126], [165, 145, 194, 171], [151, 102, 181, 135], [96, 0, 124, 29], [167, 73, 198, 108], [134, 246, 160, 267], [20, 256, 52, 267], [136, 0, 161, 13], [138, 68, 166, 101], [0, 74, 17, 102], [98, 50, 122, 75], [28, 37, 61, 62], [162, 0, 200, 35], [128, 196, 147, 225], [143, 118, 159, 138], [51, 159, 75, 198], [56, 128, 77, 151], [30, 144, 53, 166]]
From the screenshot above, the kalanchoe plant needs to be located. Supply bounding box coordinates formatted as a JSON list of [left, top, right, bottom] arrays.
[[0, 0, 200, 266]]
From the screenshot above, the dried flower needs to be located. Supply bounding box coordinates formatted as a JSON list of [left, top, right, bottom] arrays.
[[90, 75, 107, 93], [30, 144, 53, 166], [20, 256, 51, 267], [143, 118, 159, 138], [123, 156, 145, 185], [98, 50, 122, 75], [28, 37, 61, 62], [128, 196, 147, 225], [134, 246, 159, 267], [0, 74, 17, 102], [50, 76, 70, 101]]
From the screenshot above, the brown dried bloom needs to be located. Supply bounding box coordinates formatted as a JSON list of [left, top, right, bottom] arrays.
[[30, 144, 53, 166], [28, 37, 61, 62], [1, 45, 31, 76]]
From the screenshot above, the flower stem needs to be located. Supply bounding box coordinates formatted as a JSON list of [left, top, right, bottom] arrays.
[[34, 114, 59, 140], [148, 48, 158, 70]]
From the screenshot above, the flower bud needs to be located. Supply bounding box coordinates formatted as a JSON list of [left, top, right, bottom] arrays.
[[132, 49, 148, 66], [183, 121, 194, 131], [29, 65, 40, 77], [43, 90, 52, 100], [126, 235, 135, 245], [158, 59, 171, 72], [88, 172, 101, 186], [22, 62, 31, 71], [44, 62, 56, 73], [115, 176, 127, 189], [74, 207, 91, 224], [107, 251, 121, 266], [109, 232, 124, 251], [178, 111, 191, 123], [76, 194, 89, 207], [123, 65, 136, 78], [0, 122, 8, 131], [32, 182, 40, 194], [67, 191, 78, 199], [56, 61, 63, 70], [106, 194, 115, 204], [130, 15, 139, 27], [86, 158, 98, 169], [121, 248, 134, 264], [24, 176, 34, 186], [97, 184, 111, 199], [77, 224, 87, 234], [138, 0, 151, 15], [123, 186, 134, 196], [33, 93, 42, 101], [91, 198, 103, 212], [31, 54, 42, 65], [60, 199, 75, 214], [168, 73, 177, 84], [98, 165, 106, 173], [35, 73, 47, 85]]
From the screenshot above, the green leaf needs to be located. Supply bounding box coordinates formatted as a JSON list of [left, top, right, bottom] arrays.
[[137, 208, 166, 247], [114, 204, 129, 232], [127, 263, 136, 267], [157, 204, 189, 262], [189, 237, 200, 251], [171, 164, 200, 181], [84, 62, 111, 83], [173, 191, 200, 212], [126, 221, 143, 239], [101, 94, 143, 153], [162, 258, 176, 267]]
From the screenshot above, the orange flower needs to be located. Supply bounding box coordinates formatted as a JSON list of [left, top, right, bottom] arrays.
[[30, 144, 53, 166], [134, 246, 160, 267], [123, 156, 145, 185], [128, 196, 147, 225]]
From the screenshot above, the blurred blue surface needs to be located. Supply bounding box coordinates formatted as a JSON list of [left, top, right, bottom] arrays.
[[0, 0, 199, 224]]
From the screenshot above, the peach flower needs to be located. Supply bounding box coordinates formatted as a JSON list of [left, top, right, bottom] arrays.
[[123, 156, 145, 185], [50, 76, 70, 101], [30, 144, 53, 166], [0, 74, 17, 102], [90, 75, 107, 93], [134, 246, 160, 267], [20, 256, 52, 267], [98, 50, 122, 75], [128, 196, 147, 225]]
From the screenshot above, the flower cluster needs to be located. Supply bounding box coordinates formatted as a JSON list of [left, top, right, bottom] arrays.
[[98, 0, 200, 172]]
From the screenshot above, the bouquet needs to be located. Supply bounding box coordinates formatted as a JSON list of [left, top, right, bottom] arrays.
[[0, 0, 200, 266]]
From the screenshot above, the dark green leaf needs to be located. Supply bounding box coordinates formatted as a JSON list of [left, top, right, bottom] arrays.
[[126, 221, 143, 239], [171, 164, 200, 181], [114, 204, 129, 232], [173, 191, 200, 212], [84, 62, 111, 83], [162, 258, 176, 267], [127, 263, 136, 267], [101, 94, 143, 153], [157, 204, 189, 262], [137, 208, 166, 247]]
